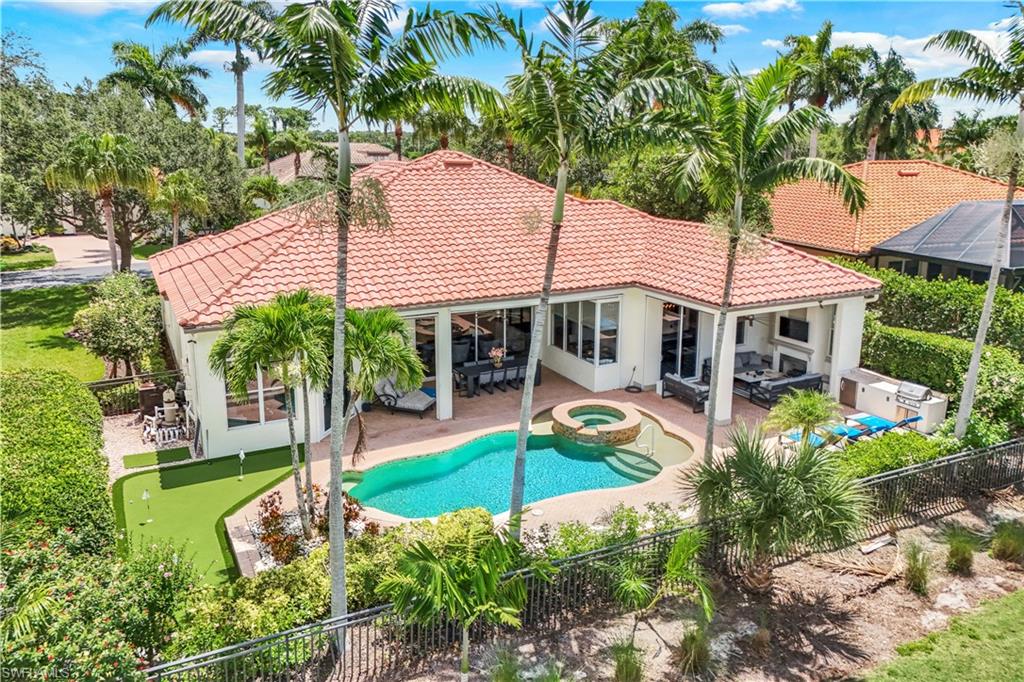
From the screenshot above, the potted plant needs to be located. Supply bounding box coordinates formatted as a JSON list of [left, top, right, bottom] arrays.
[[489, 345, 507, 368]]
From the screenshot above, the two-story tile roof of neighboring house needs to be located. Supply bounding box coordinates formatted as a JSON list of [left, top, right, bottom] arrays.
[[153, 150, 880, 329], [265, 142, 398, 184], [769, 159, 1024, 256]]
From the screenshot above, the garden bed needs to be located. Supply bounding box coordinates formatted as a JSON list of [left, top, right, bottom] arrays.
[[401, 490, 1024, 681]]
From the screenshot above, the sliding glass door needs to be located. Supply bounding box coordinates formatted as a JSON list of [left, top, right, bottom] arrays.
[[661, 302, 699, 378], [450, 307, 532, 368]]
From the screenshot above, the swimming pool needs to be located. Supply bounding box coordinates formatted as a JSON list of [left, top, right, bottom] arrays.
[[349, 431, 661, 518]]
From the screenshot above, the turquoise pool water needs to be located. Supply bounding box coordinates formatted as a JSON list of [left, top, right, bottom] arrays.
[[569, 405, 626, 427], [349, 432, 660, 518]]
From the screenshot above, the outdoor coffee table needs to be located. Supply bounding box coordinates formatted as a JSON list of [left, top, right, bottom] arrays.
[[733, 369, 785, 396]]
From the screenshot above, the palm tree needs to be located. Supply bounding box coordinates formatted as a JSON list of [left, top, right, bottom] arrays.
[[211, 105, 232, 133], [271, 127, 314, 178], [479, 108, 518, 169], [489, 0, 703, 539], [783, 21, 869, 157], [343, 308, 425, 459], [849, 48, 938, 161], [685, 424, 866, 593], [764, 388, 841, 444], [667, 60, 865, 465], [242, 174, 283, 211], [45, 132, 157, 273], [153, 168, 209, 246], [102, 40, 211, 118], [148, 0, 499, 625], [411, 104, 473, 150], [248, 112, 273, 173], [377, 523, 550, 682], [150, 0, 276, 164], [210, 290, 332, 539], [893, 6, 1024, 438], [610, 527, 714, 645]]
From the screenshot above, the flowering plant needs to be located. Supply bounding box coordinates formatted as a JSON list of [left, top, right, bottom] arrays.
[[488, 346, 507, 364]]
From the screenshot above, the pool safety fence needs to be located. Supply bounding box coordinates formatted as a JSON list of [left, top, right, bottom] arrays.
[[87, 370, 184, 416], [146, 437, 1024, 681]]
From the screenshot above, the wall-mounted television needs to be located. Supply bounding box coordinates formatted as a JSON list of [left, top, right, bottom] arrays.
[[779, 316, 809, 343]]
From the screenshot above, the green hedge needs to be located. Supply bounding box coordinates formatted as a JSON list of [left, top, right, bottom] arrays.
[[0, 369, 114, 552], [838, 431, 955, 479], [833, 258, 1024, 357], [862, 320, 1024, 430]]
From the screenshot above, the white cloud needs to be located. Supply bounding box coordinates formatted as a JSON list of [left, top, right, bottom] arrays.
[[761, 38, 784, 49], [29, 0, 157, 15], [988, 16, 1016, 31], [831, 28, 1011, 78], [702, 0, 800, 19], [720, 24, 750, 36], [500, 0, 543, 7]]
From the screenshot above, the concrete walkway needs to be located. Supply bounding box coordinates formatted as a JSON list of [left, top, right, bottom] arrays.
[[37, 235, 117, 269]]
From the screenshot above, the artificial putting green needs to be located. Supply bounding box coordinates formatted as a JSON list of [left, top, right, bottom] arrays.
[[113, 446, 301, 584], [123, 446, 192, 469]]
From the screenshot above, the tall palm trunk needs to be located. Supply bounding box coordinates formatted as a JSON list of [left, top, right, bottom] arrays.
[[283, 369, 313, 539], [866, 129, 879, 161], [117, 225, 133, 272], [508, 157, 568, 540], [808, 127, 820, 158], [101, 192, 118, 273], [954, 102, 1024, 438], [301, 377, 316, 520], [460, 625, 470, 682], [233, 41, 246, 166], [328, 124, 352, 623], [702, 192, 743, 464], [171, 208, 180, 247], [440, 132, 449, 149], [505, 136, 515, 169], [294, 151, 302, 178], [394, 120, 403, 160]]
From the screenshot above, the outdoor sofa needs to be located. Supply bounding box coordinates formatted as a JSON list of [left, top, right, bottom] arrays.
[[661, 373, 709, 413], [749, 372, 824, 409]]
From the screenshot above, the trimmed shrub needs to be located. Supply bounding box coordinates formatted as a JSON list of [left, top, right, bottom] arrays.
[[0, 369, 114, 552], [861, 319, 1024, 430], [904, 540, 931, 596], [990, 521, 1024, 563], [943, 525, 982, 575], [832, 258, 1024, 358], [529, 503, 684, 560], [933, 415, 1011, 452], [839, 431, 954, 479]]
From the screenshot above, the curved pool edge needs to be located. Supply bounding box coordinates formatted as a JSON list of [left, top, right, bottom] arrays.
[[353, 403, 698, 528]]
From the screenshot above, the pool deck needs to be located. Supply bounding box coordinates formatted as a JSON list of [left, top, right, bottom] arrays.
[[224, 370, 790, 576]]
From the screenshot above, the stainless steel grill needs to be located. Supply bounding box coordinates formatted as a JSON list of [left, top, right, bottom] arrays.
[[896, 381, 931, 407]]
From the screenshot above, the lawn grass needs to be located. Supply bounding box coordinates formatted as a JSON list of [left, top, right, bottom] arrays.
[[0, 285, 105, 381], [0, 245, 55, 271], [112, 446, 301, 584], [123, 446, 192, 469], [864, 589, 1024, 681], [132, 243, 171, 260]]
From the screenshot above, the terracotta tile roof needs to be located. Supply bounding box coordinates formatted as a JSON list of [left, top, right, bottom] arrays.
[[152, 151, 880, 328], [265, 142, 397, 183], [770, 159, 1023, 255]]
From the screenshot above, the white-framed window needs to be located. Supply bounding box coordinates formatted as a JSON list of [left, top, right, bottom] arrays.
[[549, 299, 620, 365], [225, 369, 287, 428]]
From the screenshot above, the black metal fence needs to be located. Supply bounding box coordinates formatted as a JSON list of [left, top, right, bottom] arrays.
[[146, 438, 1024, 682], [87, 370, 183, 416]]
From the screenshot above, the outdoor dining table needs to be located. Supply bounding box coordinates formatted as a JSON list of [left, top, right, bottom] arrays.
[[454, 358, 542, 397]]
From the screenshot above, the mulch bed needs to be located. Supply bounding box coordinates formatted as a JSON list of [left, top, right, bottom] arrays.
[[402, 489, 1024, 681]]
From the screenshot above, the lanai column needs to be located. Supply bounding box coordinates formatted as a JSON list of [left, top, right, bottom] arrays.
[[435, 307, 454, 420], [712, 312, 738, 426], [828, 298, 867, 398]]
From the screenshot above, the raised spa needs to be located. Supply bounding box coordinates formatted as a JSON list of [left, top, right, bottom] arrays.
[[550, 399, 643, 446]]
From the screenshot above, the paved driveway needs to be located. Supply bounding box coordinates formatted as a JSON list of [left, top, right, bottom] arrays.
[[36, 234, 120, 269]]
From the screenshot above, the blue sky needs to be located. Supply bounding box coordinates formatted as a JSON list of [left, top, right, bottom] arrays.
[[2, 0, 1018, 130]]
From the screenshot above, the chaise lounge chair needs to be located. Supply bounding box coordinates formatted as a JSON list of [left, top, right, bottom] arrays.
[[375, 378, 436, 419]]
